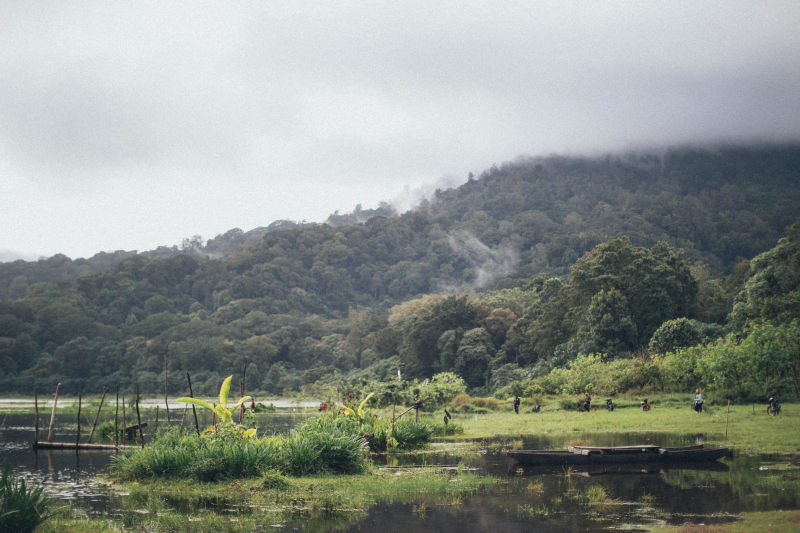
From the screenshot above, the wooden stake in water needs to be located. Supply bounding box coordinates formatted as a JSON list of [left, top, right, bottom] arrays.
[[114, 386, 119, 447], [187, 372, 200, 436], [135, 384, 144, 448], [88, 387, 108, 444], [47, 382, 61, 442], [121, 395, 126, 446], [76, 394, 82, 446], [164, 353, 170, 424], [34, 392, 39, 445], [725, 400, 731, 439]]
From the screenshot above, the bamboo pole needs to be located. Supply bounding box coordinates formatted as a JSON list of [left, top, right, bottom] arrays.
[[34, 392, 39, 445], [187, 372, 200, 436], [725, 400, 731, 439], [76, 394, 82, 446], [88, 387, 108, 444], [121, 395, 126, 446], [153, 406, 159, 434], [47, 382, 61, 442], [391, 398, 396, 452], [114, 386, 119, 447], [239, 363, 247, 424], [135, 384, 144, 448], [164, 353, 170, 424]]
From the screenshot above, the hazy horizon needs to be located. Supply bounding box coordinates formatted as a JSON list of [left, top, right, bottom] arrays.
[[2, 2, 799, 260]]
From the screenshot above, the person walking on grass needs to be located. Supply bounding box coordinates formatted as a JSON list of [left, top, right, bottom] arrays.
[[692, 388, 704, 415], [513, 395, 520, 414]]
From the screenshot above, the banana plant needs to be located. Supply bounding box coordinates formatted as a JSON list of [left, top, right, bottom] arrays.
[[177, 375, 256, 438], [341, 392, 375, 424]]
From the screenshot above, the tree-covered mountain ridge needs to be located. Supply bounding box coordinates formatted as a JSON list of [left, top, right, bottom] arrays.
[[1, 143, 799, 398], [3, 143, 799, 297]]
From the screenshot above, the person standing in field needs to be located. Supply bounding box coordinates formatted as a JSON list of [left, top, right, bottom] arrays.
[[513, 395, 520, 414], [692, 388, 704, 415]]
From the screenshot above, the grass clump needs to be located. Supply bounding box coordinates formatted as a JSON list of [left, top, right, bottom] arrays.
[[448, 394, 501, 413], [0, 465, 54, 533], [111, 414, 369, 482]]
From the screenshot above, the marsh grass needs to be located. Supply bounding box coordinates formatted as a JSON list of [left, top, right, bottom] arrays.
[[0, 465, 54, 533], [110, 415, 368, 482], [61, 470, 501, 532], [648, 510, 800, 532]]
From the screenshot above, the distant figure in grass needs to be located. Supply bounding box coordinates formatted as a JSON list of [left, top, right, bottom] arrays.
[[692, 389, 704, 415], [606, 399, 614, 411], [582, 391, 591, 412], [767, 397, 781, 416], [513, 395, 520, 414], [443, 408, 452, 425], [531, 405, 541, 413], [640, 398, 650, 411]]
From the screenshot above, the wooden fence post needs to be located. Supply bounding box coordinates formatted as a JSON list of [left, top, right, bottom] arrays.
[[187, 372, 200, 436], [34, 392, 39, 445], [47, 382, 61, 442], [76, 394, 82, 446], [164, 353, 170, 424], [88, 387, 108, 444], [135, 384, 144, 448]]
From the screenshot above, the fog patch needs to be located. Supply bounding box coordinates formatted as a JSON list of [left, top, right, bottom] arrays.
[[446, 230, 518, 291]]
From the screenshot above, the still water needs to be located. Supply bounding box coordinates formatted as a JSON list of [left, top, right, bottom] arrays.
[[1, 411, 799, 532]]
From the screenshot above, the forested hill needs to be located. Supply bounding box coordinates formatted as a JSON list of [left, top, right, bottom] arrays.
[[3, 144, 799, 299], [426, 144, 800, 277], [1, 143, 799, 396]]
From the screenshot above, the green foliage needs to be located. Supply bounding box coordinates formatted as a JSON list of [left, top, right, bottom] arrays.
[[649, 317, 724, 354], [654, 321, 800, 401], [448, 393, 501, 413], [729, 220, 800, 328], [0, 465, 53, 533], [535, 353, 655, 396], [110, 415, 369, 481], [177, 375, 255, 438]]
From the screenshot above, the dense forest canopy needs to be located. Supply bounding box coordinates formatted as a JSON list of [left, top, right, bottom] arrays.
[[1, 144, 799, 400]]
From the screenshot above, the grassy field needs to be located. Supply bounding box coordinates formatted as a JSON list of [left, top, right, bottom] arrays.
[[413, 396, 800, 454]]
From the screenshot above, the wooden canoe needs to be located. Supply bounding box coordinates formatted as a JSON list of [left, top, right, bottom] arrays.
[[507, 444, 729, 466]]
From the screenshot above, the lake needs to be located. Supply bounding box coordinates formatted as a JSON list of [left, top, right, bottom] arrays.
[[1, 410, 799, 531]]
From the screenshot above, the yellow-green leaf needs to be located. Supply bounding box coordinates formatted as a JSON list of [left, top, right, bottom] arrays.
[[219, 375, 233, 409]]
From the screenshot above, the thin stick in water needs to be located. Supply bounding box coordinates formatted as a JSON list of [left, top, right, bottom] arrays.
[[34, 392, 39, 445], [47, 382, 61, 442], [187, 372, 200, 436], [88, 387, 108, 444], [76, 393, 82, 446], [135, 384, 144, 448]]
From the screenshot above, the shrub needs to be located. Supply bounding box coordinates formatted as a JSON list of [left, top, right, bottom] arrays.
[[110, 416, 369, 481], [0, 465, 53, 533], [448, 393, 501, 412]]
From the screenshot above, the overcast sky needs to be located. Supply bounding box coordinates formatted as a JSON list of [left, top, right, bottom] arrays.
[[2, 1, 799, 261]]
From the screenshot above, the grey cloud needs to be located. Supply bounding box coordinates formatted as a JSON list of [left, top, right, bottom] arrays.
[[0, 1, 799, 259]]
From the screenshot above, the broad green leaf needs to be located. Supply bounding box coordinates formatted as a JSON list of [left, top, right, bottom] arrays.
[[177, 397, 215, 412], [219, 375, 233, 409], [358, 392, 375, 413]]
